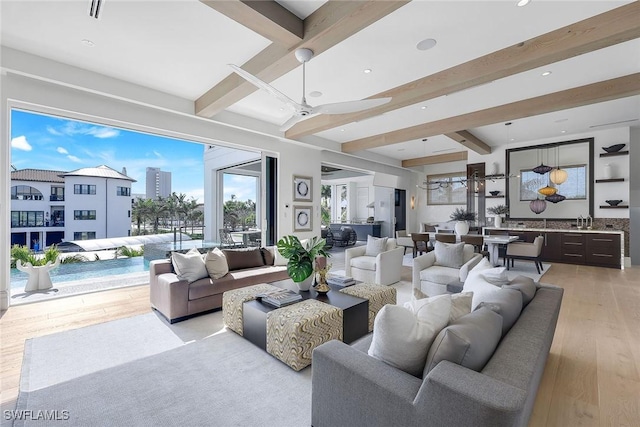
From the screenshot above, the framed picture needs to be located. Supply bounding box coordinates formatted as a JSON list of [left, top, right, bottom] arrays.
[[293, 175, 312, 202], [293, 205, 312, 231]]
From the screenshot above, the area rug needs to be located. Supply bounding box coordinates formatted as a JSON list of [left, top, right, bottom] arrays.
[[16, 315, 312, 427]]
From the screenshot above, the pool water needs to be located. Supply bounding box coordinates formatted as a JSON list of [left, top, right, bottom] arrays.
[[10, 257, 150, 289]]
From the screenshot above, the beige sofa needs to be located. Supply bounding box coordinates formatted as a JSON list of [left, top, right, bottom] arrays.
[[150, 247, 289, 323]]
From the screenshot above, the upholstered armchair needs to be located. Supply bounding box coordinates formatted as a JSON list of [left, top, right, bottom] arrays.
[[412, 242, 482, 296], [505, 235, 544, 273], [345, 238, 404, 286]]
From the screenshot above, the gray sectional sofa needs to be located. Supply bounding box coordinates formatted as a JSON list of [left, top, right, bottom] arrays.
[[311, 283, 563, 427], [149, 247, 289, 323]]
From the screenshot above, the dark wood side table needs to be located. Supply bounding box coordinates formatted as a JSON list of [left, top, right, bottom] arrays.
[[243, 284, 368, 350]]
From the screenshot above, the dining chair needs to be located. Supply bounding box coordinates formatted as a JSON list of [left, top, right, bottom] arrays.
[[505, 235, 545, 273], [435, 234, 456, 243], [411, 233, 431, 257], [219, 229, 243, 248]]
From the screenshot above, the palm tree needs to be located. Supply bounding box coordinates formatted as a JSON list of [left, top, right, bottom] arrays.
[[132, 198, 153, 234]]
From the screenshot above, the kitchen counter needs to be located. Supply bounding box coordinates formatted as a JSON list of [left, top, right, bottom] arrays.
[[483, 227, 624, 269], [330, 223, 382, 241]]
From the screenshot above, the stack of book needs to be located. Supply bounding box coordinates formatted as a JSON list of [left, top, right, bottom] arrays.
[[256, 289, 302, 308], [327, 274, 356, 287]]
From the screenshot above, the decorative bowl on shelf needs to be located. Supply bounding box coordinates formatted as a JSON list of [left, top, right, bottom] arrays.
[[489, 191, 500, 196], [605, 199, 622, 206], [602, 144, 626, 153]]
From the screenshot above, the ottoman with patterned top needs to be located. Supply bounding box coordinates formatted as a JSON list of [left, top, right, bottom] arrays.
[[266, 299, 343, 371], [340, 283, 397, 332], [222, 283, 282, 336]]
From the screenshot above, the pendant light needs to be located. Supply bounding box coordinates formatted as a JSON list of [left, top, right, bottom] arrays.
[[532, 147, 552, 175], [529, 198, 547, 214], [538, 185, 557, 197], [545, 193, 566, 203], [550, 144, 568, 184]]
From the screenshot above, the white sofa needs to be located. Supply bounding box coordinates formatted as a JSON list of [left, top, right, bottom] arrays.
[[345, 238, 404, 286], [413, 243, 482, 296]]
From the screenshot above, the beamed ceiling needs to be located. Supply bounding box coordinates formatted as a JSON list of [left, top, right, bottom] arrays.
[[1, 0, 639, 167]]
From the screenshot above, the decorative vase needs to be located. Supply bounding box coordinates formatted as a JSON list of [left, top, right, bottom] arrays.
[[295, 275, 313, 292], [494, 216, 502, 228], [454, 221, 469, 237], [314, 272, 330, 294], [603, 163, 612, 180]]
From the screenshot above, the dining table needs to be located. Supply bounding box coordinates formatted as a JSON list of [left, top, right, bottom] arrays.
[[482, 235, 519, 266]]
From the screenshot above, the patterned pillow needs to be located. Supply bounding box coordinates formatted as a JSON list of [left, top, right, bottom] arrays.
[[434, 242, 465, 268], [365, 235, 389, 256]]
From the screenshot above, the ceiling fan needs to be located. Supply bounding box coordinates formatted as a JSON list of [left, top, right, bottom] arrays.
[[229, 48, 392, 132]]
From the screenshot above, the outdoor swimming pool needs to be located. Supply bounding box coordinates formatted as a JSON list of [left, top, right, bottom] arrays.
[[10, 257, 150, 290]]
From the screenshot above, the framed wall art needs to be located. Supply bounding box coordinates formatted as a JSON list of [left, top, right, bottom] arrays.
[[293, 175, 312, 202], [293, 205, 312, 231]]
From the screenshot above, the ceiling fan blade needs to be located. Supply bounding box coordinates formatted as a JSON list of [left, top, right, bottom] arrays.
[[279, 115, 304, 132], [312, 97, 392, 115], [229, 64, 301, 111]]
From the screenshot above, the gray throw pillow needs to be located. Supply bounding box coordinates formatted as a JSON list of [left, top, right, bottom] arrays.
[[434, 242, 465, 268], [423, 307, 502, 376], [365, 235, 388, 256], [504, 275, 537, 306], [476, 288, 523, 336]]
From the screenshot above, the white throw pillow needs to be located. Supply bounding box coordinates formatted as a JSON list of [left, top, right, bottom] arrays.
[[434, 242, 465, 268], [171, 248, 208, 283], [204, 247, 229, 279], [481, 267, 509, 286], [273, 248, 289, 266], [471, 257, 493, 272], [365, 235, 388, 256], [463, 270, 502, 310], [407, 292, 472, 324], [371, 296, 451, 377]]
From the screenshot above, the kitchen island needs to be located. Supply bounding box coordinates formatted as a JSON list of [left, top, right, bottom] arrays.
[[330, 222, 382, 241]]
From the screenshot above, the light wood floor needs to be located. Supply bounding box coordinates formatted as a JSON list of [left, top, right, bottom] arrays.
[[1, 263, 639, 426]]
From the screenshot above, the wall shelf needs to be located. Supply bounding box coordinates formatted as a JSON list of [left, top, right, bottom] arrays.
[[599, 205, 628, 209], [486, 195, 505, 199], [595, 178, 625, 183], [599, 150, 629, 158], [485, 174, 505, 179]]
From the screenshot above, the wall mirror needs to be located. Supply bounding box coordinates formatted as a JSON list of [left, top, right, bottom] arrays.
[[506, 137, 594, 220]]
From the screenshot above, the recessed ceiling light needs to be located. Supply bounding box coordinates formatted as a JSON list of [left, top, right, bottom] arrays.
[[363, 69, 372, 74], [541, 71, 552, 76], [340, 129, 345, 132], [510, 138, 515, 141], [516, 0, 531, 6], [416, 38, 437, 51], [308, 91, 322, 97], [560, 130, 567, 133], [81, 39, 95, 47], [279, 107, 284, 111], [420, 106, 427, 110]]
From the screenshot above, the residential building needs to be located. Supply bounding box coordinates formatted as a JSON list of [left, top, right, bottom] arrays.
[[10, 166, 135, 249], [145, 167, 171, 200]]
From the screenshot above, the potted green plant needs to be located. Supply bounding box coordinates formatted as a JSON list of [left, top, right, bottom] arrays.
[[276, 235, 330, 291], [449, 208, 476, 236], [11, 244, 61, 292], [487, 204, 509, 228]]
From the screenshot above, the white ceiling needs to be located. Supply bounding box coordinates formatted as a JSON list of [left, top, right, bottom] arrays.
[[1, 0, 638, 163]]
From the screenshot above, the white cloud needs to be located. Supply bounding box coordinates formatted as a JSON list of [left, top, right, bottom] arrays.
[[11, 136, 32, 151], [88, 127, 120, 139], [153, 150, 162, 158], [67, 155, 82, 163], [47, 126, 63, 136], [183, 188, 204, 204], [57, 147, 69, 154]]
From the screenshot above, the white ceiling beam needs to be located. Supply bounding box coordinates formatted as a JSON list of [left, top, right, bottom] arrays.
[[285, 1, 640, 139], [195, 0, 409, 118]]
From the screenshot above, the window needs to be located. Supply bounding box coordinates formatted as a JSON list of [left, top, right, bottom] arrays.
[[117, 186, 130, 196], [11, 185, 43, 200], [50, 186, 65, 201], [74, 232, 96, 240], [519, 164, 587, 201], [74, 210, 96, 220], [320, 185, 331, 225], [426, 172, 467, 205], [74, 184, 96, 195], [11, 211, 44, 227], [339, 184, 348, 222]]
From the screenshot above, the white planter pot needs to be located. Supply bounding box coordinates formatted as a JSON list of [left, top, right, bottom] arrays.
[[454, 221, 469, 237], [494, 216, 502, 228], [603, 163, 612, 180], [295, 275, 313, 291]]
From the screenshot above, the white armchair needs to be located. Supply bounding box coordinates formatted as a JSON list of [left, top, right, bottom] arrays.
[[412, 243, 482, 296], [345, 238, 404, 286]]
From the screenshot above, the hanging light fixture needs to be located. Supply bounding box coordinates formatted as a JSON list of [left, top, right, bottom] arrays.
[[545, 193, 566, 203], [538, 185, 557, 197], [529, 198, 547, 214], [550, 144, 568, 184], [532, 147, 553, 175]]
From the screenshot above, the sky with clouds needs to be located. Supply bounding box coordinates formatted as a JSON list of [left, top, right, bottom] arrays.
[[10, 109, 212, 203]]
